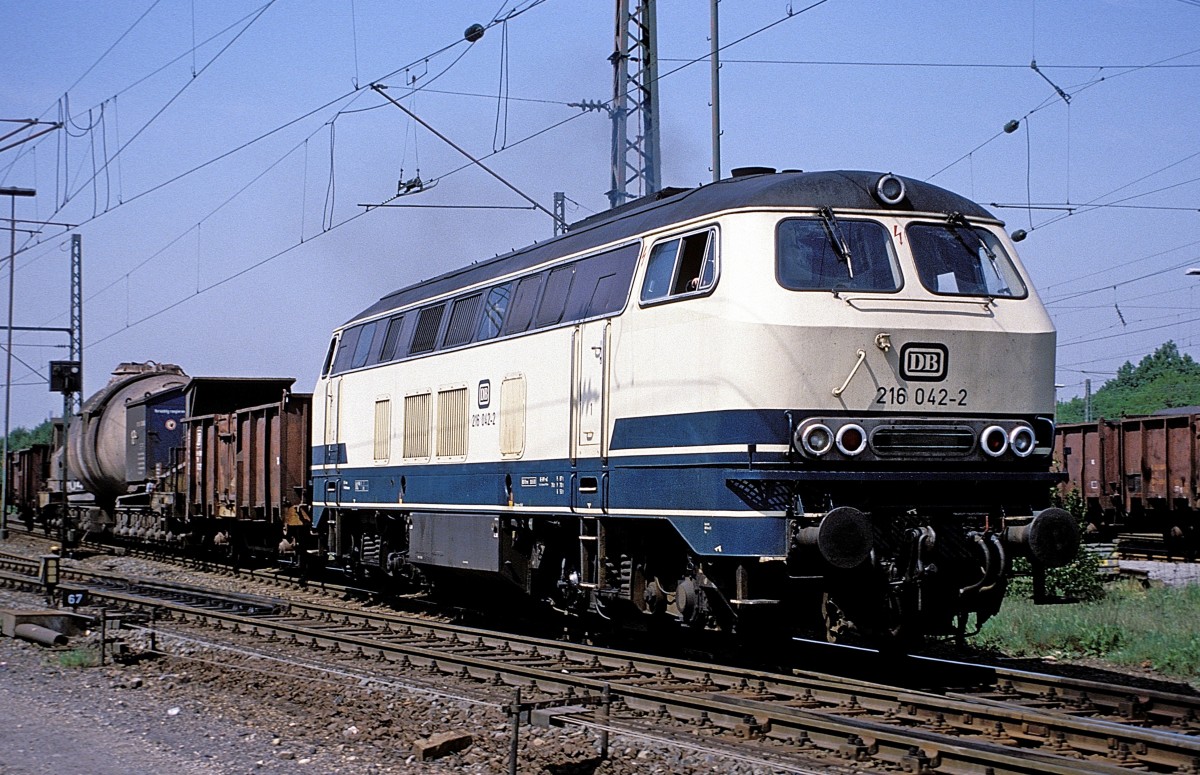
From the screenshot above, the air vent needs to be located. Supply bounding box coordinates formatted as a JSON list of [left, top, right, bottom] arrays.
[[870, 425, 976, 457]]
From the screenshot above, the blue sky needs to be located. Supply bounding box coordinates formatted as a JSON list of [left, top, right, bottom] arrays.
[[2, 0, 1198, 428]]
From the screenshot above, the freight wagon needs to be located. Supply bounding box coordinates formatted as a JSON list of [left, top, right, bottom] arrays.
[[1055, 410, 1200, 556]]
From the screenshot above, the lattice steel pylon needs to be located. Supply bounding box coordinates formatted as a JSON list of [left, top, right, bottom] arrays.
[[68, 234, 81, 418], [608, 0, 661, 209]]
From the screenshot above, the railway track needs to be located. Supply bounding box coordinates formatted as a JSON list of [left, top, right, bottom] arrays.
[[1116, 534, 1199, 564], [1, 547, 1198, 773]]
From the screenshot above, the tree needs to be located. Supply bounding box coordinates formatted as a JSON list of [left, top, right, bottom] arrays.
[[4, 420, 54, 453], [1057, 341, 1200, 423]]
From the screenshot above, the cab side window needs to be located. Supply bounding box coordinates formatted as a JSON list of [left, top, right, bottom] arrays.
[[502, 275, 544, 336], [476, 284, 513, 341], [379, 315, 406, 362], [640, 228, 717, 304], [331, 326, 362, 373], [321, 336, 339, 376], [350, 320, 384, 369]]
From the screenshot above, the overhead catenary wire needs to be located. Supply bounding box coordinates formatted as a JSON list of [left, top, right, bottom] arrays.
[[81, 5, 557, 345], [8, 0, 281, 269], [1041, 236, 1200, 292], [1044, 256, 1200, 306], [1051, 285, 1200, 316], [492, 19, 511, 152], [370, 84, 565, 229], [10, 6, 494, 264], [416, 0, 833, 190], [926, 44, 1200, 183], [84, 0, 829, 349], [42, 111, 343, 320], [1, 2, 273, 187], [0, 341, 50, 384], [993, 202, 1200, 213], [1059, 343, 1192, 369], [659, 57, 1200, 70], [1057, 314, 1200, 347], [57, 1, 280, 221], [1018, 155, 1200, 235], [61, 1, 164, 106]]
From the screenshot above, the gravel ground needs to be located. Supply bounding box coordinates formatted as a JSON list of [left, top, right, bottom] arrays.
[[1118, 559, 1200, 587], [0, 537, 791, 775], [0, 607, 781, 775]]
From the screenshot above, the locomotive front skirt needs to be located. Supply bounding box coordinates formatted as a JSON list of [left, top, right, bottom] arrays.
[[311, 169, 1076, 641]]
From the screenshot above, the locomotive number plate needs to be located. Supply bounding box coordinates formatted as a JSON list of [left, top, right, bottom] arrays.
[[875, 386, 968, 407]]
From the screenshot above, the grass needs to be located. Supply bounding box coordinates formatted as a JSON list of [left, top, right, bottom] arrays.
[[55, 647, 99, 668], [977, 581, 1200, 685]]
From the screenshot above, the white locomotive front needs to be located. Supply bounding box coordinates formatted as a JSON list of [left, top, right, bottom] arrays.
[[311, 169, 1075, 642]]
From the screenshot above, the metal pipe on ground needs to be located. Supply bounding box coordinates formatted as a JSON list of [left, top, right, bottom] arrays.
[[13, 623, 67, 646]]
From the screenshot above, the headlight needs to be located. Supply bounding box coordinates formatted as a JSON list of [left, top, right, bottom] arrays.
[[1009, 425, 1036, 458], [981, 425, 1009, 457], [836, 424, 867, 456], [874, 174, 906, 205], [800, 423, 834, 456]]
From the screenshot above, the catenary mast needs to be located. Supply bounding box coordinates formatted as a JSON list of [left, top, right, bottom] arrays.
[[608, 0, 661, 208]]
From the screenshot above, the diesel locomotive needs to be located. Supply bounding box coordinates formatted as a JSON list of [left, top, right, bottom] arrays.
[[310, 168, 1078, 642]]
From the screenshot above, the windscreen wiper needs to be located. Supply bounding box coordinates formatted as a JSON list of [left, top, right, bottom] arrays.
[[818, 206, 854, 279], [947, 212, 1001, 280]]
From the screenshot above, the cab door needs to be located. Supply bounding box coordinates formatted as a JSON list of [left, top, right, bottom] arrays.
[[572, 320, 609, 458], [571, 320, 609, 511], [322, 374, 343, 507]]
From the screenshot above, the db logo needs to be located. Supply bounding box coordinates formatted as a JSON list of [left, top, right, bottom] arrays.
[[477, 379, 491, 409], [900, 343, 948, 382]]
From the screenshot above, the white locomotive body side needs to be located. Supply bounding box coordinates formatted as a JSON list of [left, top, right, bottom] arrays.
[[311, 170, 1073, 641]]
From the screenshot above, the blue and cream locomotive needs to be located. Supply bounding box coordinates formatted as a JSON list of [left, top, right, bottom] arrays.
[[310, 169, 1076, 641]]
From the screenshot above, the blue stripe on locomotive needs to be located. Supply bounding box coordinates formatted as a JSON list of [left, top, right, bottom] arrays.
[[312, 444, 348, 465], [311, 450, 791, 557], [609, 409, 789, 449], [309, 406, 1055, 557]]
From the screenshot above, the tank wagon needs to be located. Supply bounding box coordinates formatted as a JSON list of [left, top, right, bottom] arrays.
[[312, 168, 1077, 641], [63, 362, 189, 533], [1056, 411, 1200, 555]]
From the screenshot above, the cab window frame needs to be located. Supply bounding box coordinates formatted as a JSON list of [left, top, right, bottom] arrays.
[[905, 220, 1028, 300], [638, 225, 719, 307], [775, 216, 903, 294]]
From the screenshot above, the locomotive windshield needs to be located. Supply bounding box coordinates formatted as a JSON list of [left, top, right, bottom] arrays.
[[907, 222, 1027, 298], [776, 218, 900, 292]]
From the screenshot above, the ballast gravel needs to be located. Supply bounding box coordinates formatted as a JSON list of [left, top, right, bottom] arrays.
[[0, 539, 787, 775], [3, 533, 1196, 773]]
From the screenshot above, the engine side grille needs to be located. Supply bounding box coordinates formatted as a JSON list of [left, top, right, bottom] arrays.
[[870, 425, 976, 457]]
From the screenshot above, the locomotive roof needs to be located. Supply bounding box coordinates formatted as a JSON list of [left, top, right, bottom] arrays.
[[348, 169, 996, 326]]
